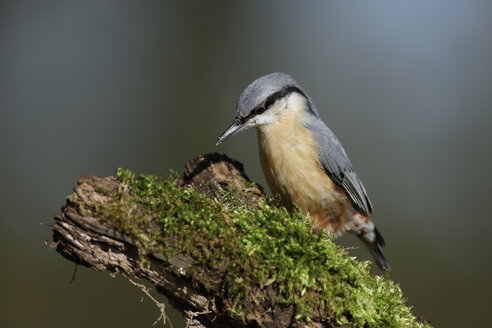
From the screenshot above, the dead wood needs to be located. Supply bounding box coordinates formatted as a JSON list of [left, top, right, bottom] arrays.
[[52, 153, 340, 328]]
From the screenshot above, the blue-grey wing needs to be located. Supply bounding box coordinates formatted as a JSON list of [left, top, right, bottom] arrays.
[[303, 117, 373, 215]]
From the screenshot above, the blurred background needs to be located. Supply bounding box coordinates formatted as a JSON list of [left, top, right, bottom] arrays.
[[1, 1, 491, 327]]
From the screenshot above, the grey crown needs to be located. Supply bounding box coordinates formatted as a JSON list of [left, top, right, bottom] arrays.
[[236, 72, 303, 117]]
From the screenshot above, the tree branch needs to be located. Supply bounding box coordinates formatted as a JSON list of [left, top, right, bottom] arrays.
[[52, 153, 430, 328]]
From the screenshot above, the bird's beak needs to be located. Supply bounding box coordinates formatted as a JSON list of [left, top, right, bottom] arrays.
[[216, 119, 244, 145]]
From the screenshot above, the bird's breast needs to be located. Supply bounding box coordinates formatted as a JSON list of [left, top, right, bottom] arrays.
[[256, 114, 352, 233]]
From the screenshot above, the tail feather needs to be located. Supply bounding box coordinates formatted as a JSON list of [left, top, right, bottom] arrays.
[[375, 226, 385, 247], [366, 227, 390, 271], [350, 214, 390, 271]]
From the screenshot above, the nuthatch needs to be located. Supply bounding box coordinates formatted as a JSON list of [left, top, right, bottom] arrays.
[[216, 72, 389, 270]]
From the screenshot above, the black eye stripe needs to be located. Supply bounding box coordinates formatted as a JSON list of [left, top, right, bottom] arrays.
[[264, 86, 305, 110], [255, 105, 266, 114], [242, 85, 306, 122]]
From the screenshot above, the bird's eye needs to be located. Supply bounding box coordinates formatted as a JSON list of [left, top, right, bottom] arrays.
[[256, 106, 266, 115]]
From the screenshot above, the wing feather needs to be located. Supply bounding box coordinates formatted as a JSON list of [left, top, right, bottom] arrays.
[[303, 117, 373, 215]]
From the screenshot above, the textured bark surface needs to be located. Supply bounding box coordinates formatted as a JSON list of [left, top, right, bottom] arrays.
[[52, 153, 340, 328]]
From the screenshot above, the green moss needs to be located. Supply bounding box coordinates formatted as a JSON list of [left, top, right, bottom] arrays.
[[92, 168, 431, 328]]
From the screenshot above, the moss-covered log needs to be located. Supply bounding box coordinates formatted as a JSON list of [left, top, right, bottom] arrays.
[[52, 153, 430, 328]]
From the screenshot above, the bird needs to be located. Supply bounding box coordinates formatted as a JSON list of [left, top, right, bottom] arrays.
[[216, 72, 389, 270]]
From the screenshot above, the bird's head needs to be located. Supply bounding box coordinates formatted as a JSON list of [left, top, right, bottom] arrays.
[[216, 72, 317, 145]]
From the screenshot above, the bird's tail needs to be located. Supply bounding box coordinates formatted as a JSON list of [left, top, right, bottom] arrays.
[[351, 214, 390, 271], [365, 227, 390, 271]]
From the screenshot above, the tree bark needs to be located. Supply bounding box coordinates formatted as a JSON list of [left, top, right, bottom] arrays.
[[52, 153, 332, 328], [52, 153, 427, 328]]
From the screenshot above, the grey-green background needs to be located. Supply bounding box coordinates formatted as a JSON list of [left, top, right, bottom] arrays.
[[1, 1, 491, 327]]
